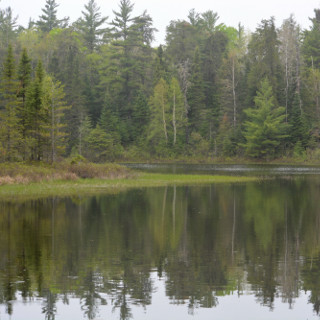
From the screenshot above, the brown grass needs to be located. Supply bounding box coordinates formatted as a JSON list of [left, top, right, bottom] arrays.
[[0, 162, 133, 185]]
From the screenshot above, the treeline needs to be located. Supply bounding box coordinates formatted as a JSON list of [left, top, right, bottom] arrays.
[[1, 0, 320, 162]]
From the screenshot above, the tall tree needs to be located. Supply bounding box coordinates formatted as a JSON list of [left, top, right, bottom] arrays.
[[105, 0, 155, 144], [148, 78, 170, 151], [26, 60, 46, 161], [220, 24, 246, 128], [0, 44, 21, 161], [75, 0, 108, 53], [36, 0, 68, 33], [243, 78, 289, 159], [41, 75, 69, 162], [279, 15, 302, 121], [0, 7, 18, 47], [246, 18, 283, 106], [302, 9, 320, 69], [187, 47, 206, 135], [17, 48, 32, 158], [169, 77, 186, 147]]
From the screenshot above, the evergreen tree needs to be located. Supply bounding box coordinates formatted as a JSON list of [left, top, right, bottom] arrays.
[[105, 0, 155, 144], [17, 48, 32, 155], [201, 29, 229, 140], [289, 92, 309, 148], [84, 124, 115, 162], [243, 78, 289, 159], [187, 47, 206, 135], [26, 60, 46, 161], [78, 115, 92, 157], [36, 0, 68, 33], [131, 91, 150, 141], [302, 9, 320, 69], [0, 7, 18, 47], [246, 18, 283, 106], [0, 44, 21, 161], [41, 75, 69, 162], [111, 0, 134, 42], [75, 0, 108, 53], [220, 24, 246, 129]]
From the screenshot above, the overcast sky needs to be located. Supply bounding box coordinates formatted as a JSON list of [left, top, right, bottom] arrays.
[[2, 0, 320, 44]]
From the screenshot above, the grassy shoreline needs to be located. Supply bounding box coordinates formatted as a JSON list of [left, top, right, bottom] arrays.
[[0, 162, 258, 199], [0, 174, 257, 199]]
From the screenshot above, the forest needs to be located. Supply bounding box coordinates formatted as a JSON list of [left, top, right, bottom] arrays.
[[0, 0, 320, 162]]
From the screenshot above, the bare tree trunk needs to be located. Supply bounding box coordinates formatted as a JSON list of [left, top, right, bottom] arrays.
[[232, 56, 237, 128], [172, 87, 177, 145], [285, 43, 289, 122], [161, 92, 168, 144]]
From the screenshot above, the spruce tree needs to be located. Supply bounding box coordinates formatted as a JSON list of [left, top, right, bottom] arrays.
[[26, 60, 46, 161], [17, 48, 31, 158], [289, 92, 309, 148], [243, 78, 289, 159], [187, 47, 206, 135], [0, 44, 21, 161]]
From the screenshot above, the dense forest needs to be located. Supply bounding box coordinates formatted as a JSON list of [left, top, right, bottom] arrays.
[[1, 0, 320, 162]]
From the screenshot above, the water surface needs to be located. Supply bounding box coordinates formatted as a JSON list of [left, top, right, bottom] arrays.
[[1, 164, 320, 319]]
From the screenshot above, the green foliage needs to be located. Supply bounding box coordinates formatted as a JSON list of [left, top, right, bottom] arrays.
[[84, 124, 123, 162], [187, 47, 206, 134], [0, 44, 21, 161], [246, 18, 283, 105], [302, 9, 320, 69], [41, 75, 69, 162], [243, 78, 289, 159], [0, 5, 319, 162], [75, 0, 108, 52], [36, 0, 68, 33], [148, 78, 170, 152]]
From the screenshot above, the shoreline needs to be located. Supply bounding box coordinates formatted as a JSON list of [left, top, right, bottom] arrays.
[[0, 173, 258, 200]]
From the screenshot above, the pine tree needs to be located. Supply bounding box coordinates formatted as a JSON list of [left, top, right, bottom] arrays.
[[105, 0, 155, 144], [302, 9, 320, 69], [0, 7, 18, 47], [0, 44, 21, 161], [243, 78, 289, 159], [26, 60, 46, 161], [75, 0, 108, 53], [36, 0, 68, 33]]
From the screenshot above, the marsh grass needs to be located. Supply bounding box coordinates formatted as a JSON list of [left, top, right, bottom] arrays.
[[0, 172, 257, 200]]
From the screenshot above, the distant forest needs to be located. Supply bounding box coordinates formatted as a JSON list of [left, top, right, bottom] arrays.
[[1, 0, 320, 162]]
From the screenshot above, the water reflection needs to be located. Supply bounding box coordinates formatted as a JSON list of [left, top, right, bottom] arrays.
[[1, 178, 320, 319]]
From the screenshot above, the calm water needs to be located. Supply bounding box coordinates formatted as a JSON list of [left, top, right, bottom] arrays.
[[1, 165, 320, 320]]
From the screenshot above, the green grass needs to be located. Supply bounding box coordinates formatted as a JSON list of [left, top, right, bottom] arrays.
[[0, 173, 257, 200]]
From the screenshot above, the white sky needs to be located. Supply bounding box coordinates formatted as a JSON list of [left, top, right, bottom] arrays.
[[2, 0, 320, 44]]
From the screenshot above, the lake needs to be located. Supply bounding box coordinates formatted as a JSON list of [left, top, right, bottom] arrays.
[[1, 164, 320, 320]]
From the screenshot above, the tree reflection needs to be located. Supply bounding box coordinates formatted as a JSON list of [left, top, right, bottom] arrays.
[[0, 179, 320, 318]]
